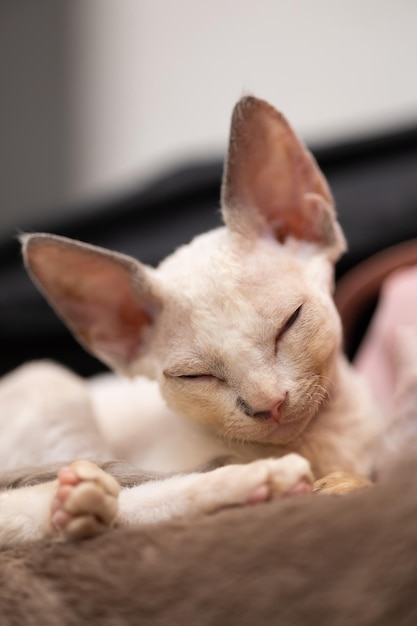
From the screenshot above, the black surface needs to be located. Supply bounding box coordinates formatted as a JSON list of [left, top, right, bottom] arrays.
[[1, 124, 416, 376]]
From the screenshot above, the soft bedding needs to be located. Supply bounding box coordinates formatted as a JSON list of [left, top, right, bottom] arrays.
[[1, 453, 417, 626], [1, 123, 417, 625]]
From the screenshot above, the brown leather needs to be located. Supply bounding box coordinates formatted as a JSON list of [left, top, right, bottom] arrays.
[[335, 239, 417, 356]]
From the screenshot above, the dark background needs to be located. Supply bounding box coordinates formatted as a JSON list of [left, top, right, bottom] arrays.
[[1, 123, 416, 377]]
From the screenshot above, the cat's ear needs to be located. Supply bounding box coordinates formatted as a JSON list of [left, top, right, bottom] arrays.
[[221, 96, 346, 261], [21, 234, 162, 375]]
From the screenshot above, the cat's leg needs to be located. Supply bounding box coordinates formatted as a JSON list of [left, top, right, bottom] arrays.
[[0, 361, 110, 471], [117, 453, 313, 526], [31, 455, 312, 541], [0, 460, 119, 548], [1, 454, 311, 547], [0, 479, 57, 548]]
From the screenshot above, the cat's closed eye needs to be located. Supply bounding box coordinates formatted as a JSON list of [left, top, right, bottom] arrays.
[[164, 372, 220, 383], [277, 304, 303, 342], [179, 374, 212, 380]]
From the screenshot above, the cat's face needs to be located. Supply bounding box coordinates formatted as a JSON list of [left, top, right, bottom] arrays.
[[22, 96, 347, 446], [147, 230, 342, 444]]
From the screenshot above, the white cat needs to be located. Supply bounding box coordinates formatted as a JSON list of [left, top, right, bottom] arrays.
[[0, 96, 384, 548]]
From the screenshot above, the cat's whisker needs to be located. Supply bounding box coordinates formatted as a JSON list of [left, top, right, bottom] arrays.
[[317, 374, 334, 387], [301, 375, 332, 418], [317, 377, 335, 401], [317, 385, 329, 395]]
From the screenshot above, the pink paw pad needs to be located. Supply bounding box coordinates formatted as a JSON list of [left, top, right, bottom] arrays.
[[50, 460, 120, 539], [51, 466, 80, 531], [246, 484, 271, 504], [246, 478, 312, 505]]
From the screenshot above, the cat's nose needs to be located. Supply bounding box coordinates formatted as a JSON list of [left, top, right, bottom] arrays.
[[269, 394, 288, 422], [252, 392, 288, 422]]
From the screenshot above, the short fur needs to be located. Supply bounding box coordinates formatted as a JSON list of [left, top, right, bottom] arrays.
[[0, 96, 387, 548]]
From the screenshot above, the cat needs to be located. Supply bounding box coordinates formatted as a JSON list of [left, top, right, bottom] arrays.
[[0, 96, 385, 549]]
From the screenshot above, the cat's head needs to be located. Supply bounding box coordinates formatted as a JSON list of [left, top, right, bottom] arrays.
[[22, 96, 346, 445]]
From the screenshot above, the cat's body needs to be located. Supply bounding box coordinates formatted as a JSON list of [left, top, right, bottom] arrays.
[[0, 96, 386, 549]]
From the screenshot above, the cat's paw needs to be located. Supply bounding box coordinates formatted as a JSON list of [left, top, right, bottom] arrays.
[[51, 460, 120, 540], [205, 453, 313, 512], [313, 471, 373, 495], [243, 454, 314, 503]]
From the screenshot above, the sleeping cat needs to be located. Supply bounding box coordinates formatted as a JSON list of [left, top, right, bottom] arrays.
[[0, 96, 384, 548]]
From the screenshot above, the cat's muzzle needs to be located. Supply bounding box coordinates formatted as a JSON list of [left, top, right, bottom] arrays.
[[236, 393, 288, 423]]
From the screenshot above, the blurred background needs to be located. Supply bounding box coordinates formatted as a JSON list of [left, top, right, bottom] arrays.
[[1, 0, 416, 375], [1, 0, 416, 234]]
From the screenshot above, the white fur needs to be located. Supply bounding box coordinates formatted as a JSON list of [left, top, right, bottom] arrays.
[[0, 96, 386, 547], [0, 230, 382, 548], [0, 481, 56, 548]]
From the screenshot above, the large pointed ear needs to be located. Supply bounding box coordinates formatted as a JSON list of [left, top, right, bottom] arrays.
[[21, 234, 162, 375], [221, 96, 346, 261]]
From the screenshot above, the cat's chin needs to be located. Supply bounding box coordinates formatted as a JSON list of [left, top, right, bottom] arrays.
[[247, 414, 313, 446]]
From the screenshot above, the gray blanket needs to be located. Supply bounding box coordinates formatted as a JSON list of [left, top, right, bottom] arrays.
[[0, 456, 416, 626]]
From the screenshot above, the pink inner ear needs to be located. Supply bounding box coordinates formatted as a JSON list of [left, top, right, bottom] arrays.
[[27, 239, 155, 370], [222, 97, 336, 247]]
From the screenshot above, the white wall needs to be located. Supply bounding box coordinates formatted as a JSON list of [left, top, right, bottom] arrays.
[[1, 1, 416, 231], [70, 0, 417, 201]]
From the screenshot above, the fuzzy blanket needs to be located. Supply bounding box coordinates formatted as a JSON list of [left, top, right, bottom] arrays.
[[2, 244, 417, 625], [1, 455, 416, 626]]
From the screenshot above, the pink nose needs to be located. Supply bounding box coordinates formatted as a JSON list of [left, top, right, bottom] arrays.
[[270, 393, 288, 422]]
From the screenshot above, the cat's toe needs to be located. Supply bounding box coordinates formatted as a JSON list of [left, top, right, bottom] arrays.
[[265, 453, 314, 497], [245, 454, 313, 504], [51, 460, 120, 540]]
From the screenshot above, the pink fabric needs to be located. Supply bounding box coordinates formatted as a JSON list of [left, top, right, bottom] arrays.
[[354, 265, 417, 411]]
